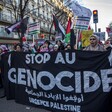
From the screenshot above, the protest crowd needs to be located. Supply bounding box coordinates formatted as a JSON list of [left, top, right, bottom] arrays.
[[0, 34, 112, 95], [0, 32, 112, 112], [0, 0, 112, 112]]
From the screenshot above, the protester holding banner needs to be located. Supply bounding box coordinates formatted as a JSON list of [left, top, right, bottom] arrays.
[[53, 44, 59, 51], [83, 35, 106, 51], [39, 40, 50, 52], [104, 38, 112, 50], [0, 48, 3, 89], [14, 43, 22, 52], [73, 44, 77, 50], [0, 60, 5, 98], [44, 40, 51, 51], [56, 40, 64, 51], [0, 45, 8, 98], [3, 50, 112, 112], [65, 44, 71, 50]]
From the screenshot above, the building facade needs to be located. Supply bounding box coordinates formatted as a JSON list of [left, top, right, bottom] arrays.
[[0, 0, 70, 44]]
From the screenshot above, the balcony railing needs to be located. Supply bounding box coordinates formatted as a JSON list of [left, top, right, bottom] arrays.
[[0, 13, 15, 23], [0, 32, 14, 38]]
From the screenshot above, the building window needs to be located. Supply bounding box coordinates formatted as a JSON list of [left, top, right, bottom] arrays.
[[43, 22, 45, 27], [6, 0, 11, 4], [33, 19, 36, 22], [7, 10, 12, 22], [0, 27, 4, 32]]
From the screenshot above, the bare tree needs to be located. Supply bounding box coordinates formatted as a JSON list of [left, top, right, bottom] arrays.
[[9, 0, 33, 20], [8, 0, 34, 44]]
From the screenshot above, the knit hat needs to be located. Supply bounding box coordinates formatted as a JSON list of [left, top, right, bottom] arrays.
[[0, 45, 8, 53], [90, 35, 99, 41], [94, 35, 99, 41], [54, 44, 59, 48]]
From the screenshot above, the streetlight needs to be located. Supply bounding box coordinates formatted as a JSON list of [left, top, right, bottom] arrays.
[[93, 10, 98, 32]]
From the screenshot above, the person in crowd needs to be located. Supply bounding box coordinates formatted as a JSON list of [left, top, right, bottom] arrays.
[[37, 44, 42, 52], [53, 44, 59, 51], [104, 38, 112, 50], [83, 35, 106, 51], [22, 43, 30, 52], [39, 44, 48, 52], [49, 44, 54, 52], [40, 40, 50, 52], [0, 46, 3, 89], [65, 44, 71, 50], [0, 45, 8, 98], [0, 45, 8, 54], [56, 40, 65, 51], [28, 43, 37, 53], [73, 44, 77, 50], [44, 40, 50, 51], [14, 43, 22, 52], [34, 44, 40, 53]]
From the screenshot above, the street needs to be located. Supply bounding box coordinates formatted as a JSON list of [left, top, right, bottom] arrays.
[[0, 88, 51, 112]]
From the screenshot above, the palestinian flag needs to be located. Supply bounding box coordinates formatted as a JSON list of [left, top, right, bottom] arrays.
[[5, 17, 29, 34], [5, 21, 21, 34], [53, 14, 65, 37], [77, 30, 83, 50], [65, 18, 71, 43], [88, 25, 92, 30], [70, 28, 76, 49]]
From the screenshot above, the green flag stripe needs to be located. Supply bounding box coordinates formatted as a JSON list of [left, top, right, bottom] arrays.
[[65, 33, 71, 43]]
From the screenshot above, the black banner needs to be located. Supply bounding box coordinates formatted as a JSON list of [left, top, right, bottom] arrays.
[[2, 50, 112, 112]]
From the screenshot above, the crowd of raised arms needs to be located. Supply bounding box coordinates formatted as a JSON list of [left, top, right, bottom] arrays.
[[0, 35, 112, 54]]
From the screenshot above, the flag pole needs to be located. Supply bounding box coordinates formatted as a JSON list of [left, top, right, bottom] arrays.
[[33, 35, 35, 45], [26, 35, 27, 43], [74, 16, 78, 49], [76, 29, 79, 49]]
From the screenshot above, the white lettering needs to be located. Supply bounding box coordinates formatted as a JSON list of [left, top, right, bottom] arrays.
[[55, 52, 65, 64], [18, 68, 26, 85], [75, 72, 81, 93], [66, 53, 76, 64], [8, 68, 16, 83], [43, 53, 50, 63], [35, 54, 43, 64], [84, 71, 101, 93], [37, 71, 55, 90], [25, 53, 50, 64], [8, 68, 112, 93], [101, 69, 112, 92], [56, 71, 74, 92], [26, 54, 30, 64], [27, 70, 37, 89]]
